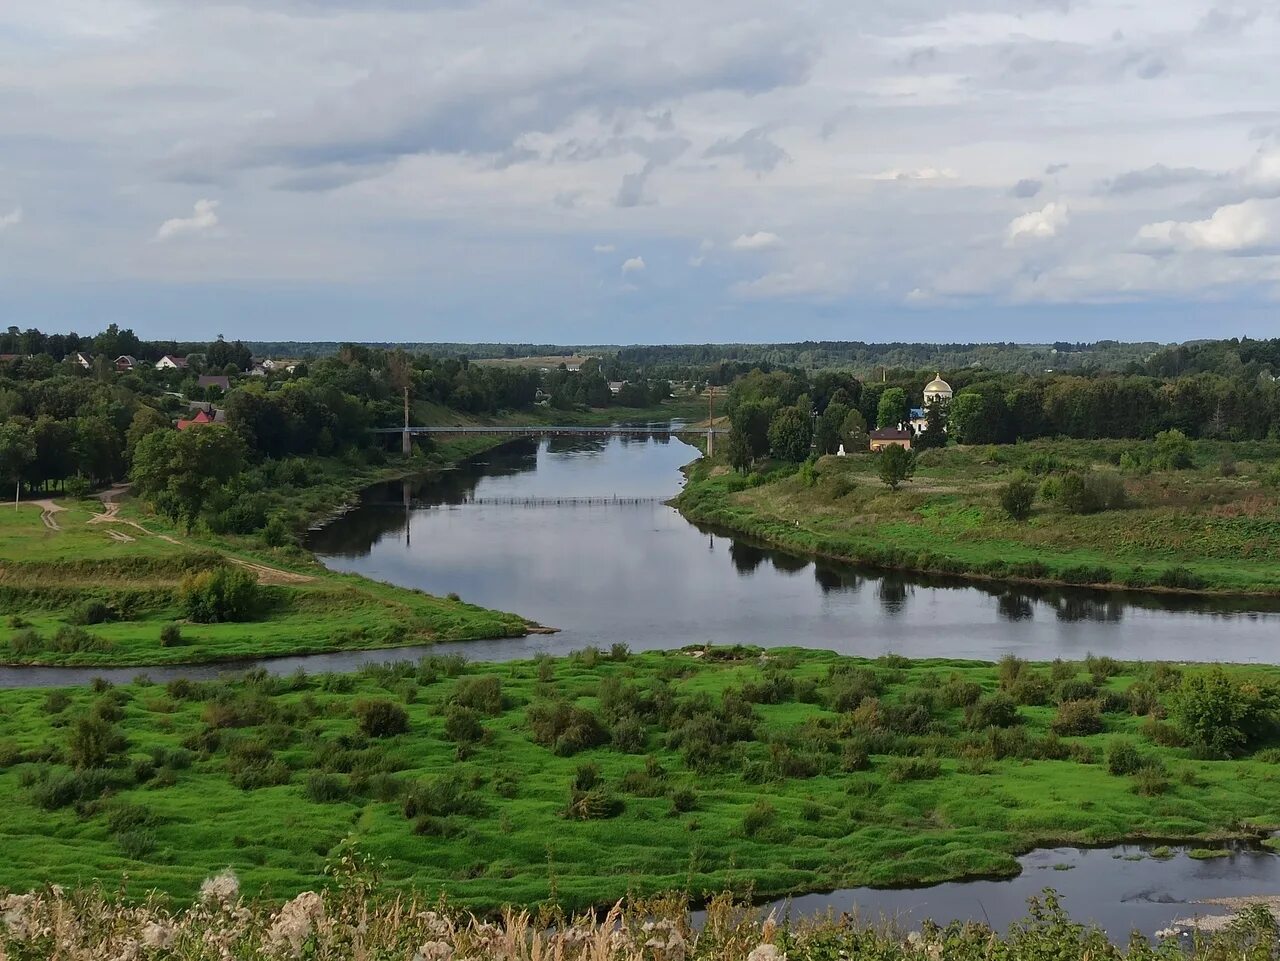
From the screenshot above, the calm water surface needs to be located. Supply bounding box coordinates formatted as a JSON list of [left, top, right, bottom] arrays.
[[308, 433, 1280, 664]]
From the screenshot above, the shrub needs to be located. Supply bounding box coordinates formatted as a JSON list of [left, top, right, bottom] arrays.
[[64, 475, 92, 499], [158, 623, 183, 648], [178, 567, 261, 624], [403, 777, 480, 819], [1051, 700, 1103, 736], [225, 739, 290, 790], [9, 629, 43, 656], [260, 516, 293, 548], [43, 689, 71, 714], [304, 772, 350, 803], [1124, 681, 1159, 716], [1106, 738, 1145, 776], [965, 693, 1020, 730], [886, 757, 942, 782], [30, 768, 116, 810], [1056, 678, 1098, 703], [116, 829, 157, 860], [669, 786, 697, 813], [443, 705, 484, 745], [1156, 567, 1207, 591], [52, 626, 110, 654], [1008, 673, 1051, 706], [741, 799, 777, 836], [527, 700, 608, 756], [69, 600, 112, 626], [68, 713, 127, 769], [1060, 471, 1127, 515], [940, 676, 983, 708], [564, 787, 623, 821], [999, 477, 1036, 521], [451, 676, 505, 716], [353, 699, 409, 738]]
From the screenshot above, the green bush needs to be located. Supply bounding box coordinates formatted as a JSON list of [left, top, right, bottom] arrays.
[[69, 600, 112, 626], [1106, 738, 1145, 776], [741, 799, 777, 836], [304, 772, 350, 803], [1051, 700, 1103, 736], [9, 629, 43, 656], [964, 693, 1019, 730], [998, 477, 1036, 521], [1059, 471, 1127, 515], [159, 623, 184, 647], [886, 756, 942, 782], [178, 567, 261, 624], [1171, 668, 1279, 757], [353, 699, 409, 738]]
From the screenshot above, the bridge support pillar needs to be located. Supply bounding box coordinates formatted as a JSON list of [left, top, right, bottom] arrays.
[[706, 427, 714, 457], [402, 429, 412, 456]]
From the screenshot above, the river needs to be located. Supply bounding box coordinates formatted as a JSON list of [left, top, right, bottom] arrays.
[[306, 432, 1280, 665]]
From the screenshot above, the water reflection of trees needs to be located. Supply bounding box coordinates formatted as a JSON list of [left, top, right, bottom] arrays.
[[877, 576, 909, 615]]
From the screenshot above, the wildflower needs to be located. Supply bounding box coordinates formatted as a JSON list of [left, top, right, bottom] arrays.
[[140, 921, 176, 949], [413, 940, 454, 961], [266, 891, 325, 957], [747, 945, 785, 961], [199, 868, 240, 906]]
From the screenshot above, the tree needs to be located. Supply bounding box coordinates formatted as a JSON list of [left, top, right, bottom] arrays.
[[1153, 428, 1195, 469], [948, 392, 990, 445], [125, 407, 171, 465], [840, 409, 869, 453], [730, 400, 774, 461], [131, 425, 246, 531], [999, 476, 1036, 521], [68, 712, 127, 769], [913, 400, 948, 450], [724, 426, 752, 472], [877, 444, 916, 490], [1171, 668, 1278, 757], [814, 401, 850, 455], [0, 422, 34, 499], [767, 406, 812, 462], [876, 387, 907, 429]]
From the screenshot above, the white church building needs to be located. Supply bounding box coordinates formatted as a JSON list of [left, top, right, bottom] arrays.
[[908, 373, 952, 434]]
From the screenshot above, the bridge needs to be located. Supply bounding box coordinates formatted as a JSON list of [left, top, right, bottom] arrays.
[[373, 423, 727, 454]]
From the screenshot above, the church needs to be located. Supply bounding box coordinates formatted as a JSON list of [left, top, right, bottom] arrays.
[[907, 373, 952, 435]]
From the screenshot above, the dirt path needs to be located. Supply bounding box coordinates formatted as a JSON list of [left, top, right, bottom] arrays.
[[227, 557, 314, 585], [32, 499, 64, 531], [87, 500, 120, 524]]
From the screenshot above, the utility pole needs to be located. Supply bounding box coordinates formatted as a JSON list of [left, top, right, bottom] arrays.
[[706, 384, 715, 457], [402, 385, 412, 456]]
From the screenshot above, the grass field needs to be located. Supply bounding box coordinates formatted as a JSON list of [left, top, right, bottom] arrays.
[[0, 647, 1275, 909], [677, 439, 1280, 596], [0, 497, 531, 666]]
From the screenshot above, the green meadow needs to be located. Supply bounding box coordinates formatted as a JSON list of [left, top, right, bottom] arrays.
[[0, 647, 1276, 910], [678, 439, 1280, 595]]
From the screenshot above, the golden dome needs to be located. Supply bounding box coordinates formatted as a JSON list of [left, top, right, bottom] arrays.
[[924, 373, 952, 394]]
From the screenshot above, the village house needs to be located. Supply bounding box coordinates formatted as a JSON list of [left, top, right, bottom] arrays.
[[176, 409, 215, 430], [114, 355, 139, 372], [155, 354, 189, 371], [869, 427, 913, 451], [67, 352, 93, 369], [197, 374, 231, 391]]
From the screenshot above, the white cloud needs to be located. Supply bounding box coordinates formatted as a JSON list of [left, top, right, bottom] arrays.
[[154, 199, 220, 242], [592, 243, 615, 253], [621, 255, 645, 274], [730, 231, 781, 251], [1007, 202, 1069, 243], [0, 207, 21, 230], [1136, 199, 1275, 253], [871, 167, 959, 182]]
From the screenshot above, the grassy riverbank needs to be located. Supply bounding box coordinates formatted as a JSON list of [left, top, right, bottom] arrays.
[[0, 647, 1276, 907], [677, 439, 1280, 596]]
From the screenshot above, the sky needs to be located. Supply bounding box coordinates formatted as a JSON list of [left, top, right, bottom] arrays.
[[1, 0, 1279, 345]]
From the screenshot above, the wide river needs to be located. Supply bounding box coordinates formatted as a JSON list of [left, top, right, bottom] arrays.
[[307, 431, 1280, 665]]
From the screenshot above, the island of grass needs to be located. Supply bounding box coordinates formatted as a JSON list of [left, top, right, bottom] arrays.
[[677, 438, 1280, 596], [0, 647, 1275, 909]]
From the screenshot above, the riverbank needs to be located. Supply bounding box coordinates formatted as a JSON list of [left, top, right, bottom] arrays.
[[1, 647, 1276, 908], [676, 440, 1280, 597]]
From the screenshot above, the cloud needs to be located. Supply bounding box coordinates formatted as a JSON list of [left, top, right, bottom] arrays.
[[1136, 199, 1276, 253], [621, 256, 645, 274], [154, 199, 219, 242], [1010, 178, 1043, 199], [1045, 163, 1070, 175], [1098, 164, 1222, 195], [689, 239, 713, 267], [704, 126, 790, 173], [1007, 202, 1069, 242], [615, 164, 654, 208], [731, 231, 781, 251], [593, 243, 616, 253], [871, 167, 958, 182], [0, 207, 22, 230]]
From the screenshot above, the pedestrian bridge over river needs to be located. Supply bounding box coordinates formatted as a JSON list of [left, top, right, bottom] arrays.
[[371, 424, 728, 437]]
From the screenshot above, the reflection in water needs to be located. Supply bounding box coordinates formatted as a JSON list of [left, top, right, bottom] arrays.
[[998, 591, 1034, 621], [293, 432, 1280, 665]]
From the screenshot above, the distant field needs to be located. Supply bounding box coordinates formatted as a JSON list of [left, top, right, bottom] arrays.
[[472, 355, 594, 369], [0, 648, 1274, 908]]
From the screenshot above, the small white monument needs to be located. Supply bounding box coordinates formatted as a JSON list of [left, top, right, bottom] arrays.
[[836, 443, 847, 457]]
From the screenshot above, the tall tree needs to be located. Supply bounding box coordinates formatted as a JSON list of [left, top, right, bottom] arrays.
[[767, 406, 812, 462], [131, 425, 246, 532], [876, 387, 908, 429]]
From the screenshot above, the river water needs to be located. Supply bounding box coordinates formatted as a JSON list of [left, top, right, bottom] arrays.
[[306, 433, 1280, 665]]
